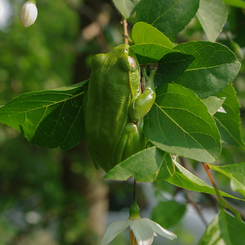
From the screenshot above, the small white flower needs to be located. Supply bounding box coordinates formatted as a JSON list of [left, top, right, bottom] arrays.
[[19, 1, 38, 27], [101, 218, 177, 245]]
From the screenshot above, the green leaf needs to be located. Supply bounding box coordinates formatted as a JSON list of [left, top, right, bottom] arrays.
[[154, 52, 195, 88], [223, 0, 245, 8], [167, 160, 243, 200], [136, 0, 200, 38], [214, 84, 245, 148], [0, 80, 88, 150], [210, 163, 245, 197], [144, 83, 221, 163], [198, 209, 245, 245], [197, 0, 227, 42], [103, 147, 175, 182], [201, 96, 226, 116], [151, 201, 186, 228], [132, 22, 174, 48], [173, 41, 241, 98], [112, 0, 140, 19], [130, 43, 177, 64]]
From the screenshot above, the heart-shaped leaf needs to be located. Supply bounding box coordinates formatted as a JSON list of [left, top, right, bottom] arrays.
[[173, 41, 241, 98], [0, 80, 88, 150], [144, 83, 221, 163]]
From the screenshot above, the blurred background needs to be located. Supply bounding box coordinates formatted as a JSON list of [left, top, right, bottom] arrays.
[[0, 1, 244, 244]]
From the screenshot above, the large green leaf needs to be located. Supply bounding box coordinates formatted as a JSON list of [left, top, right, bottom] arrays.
[[167, 160, 243, 199], [130, 44, 195, 85], [197, 0, 227, 42], [136, 0, 200, 38], [210, 163, 245, 197], [154, 52, 195, 88], [132, 22, 173, 48], [112, 0, 140, 19], [173, 41, 241, 98], [130, 43, 177, 64], [214, 84, 245, 149], [103, 147, 175, 182], [151, 201, 186, 228], [0, 80, 88, 150], [223, 0, 245, 8], [144, 83, 221, 163], [198, 209, 245, 244]]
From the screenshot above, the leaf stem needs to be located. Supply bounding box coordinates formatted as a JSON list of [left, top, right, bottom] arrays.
[[202, 163, 241, 220], [133, 178, 137, 203]]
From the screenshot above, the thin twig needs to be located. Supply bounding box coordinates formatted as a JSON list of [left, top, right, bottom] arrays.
[[180, 157, 208, 226], [121, 19, 129, 44], [183, 189, 208, 226], [202, 163, 241, 220]]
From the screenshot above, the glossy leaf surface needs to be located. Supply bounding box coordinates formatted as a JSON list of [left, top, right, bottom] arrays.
[[144, 83, 221, 163]]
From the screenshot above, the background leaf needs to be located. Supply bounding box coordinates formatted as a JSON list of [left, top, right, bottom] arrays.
[[151, 201, 186, 228], [202, 96, 226, 116], [130, 43, 177, 64], [144, 83, 222, 163], [112, 0, 140, 19], [173, 41, 241, 98], [103, 147, 175, 182], [197, 0, 227, 42], [198, 209, 245, 244], [214, 84, 245, 148], [136, 0, 200, 37], [154, 52, 195, 87], [132, 22, 173, 48], [210, 163, 245, 197], [222, 0, 245, 8], [167, 160, 243, 200], [0, 81, 88, 150]]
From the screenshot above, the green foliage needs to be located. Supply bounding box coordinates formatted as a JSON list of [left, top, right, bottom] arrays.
[[173, 41, 240, 98], [151, 201, 187, 228], [104, 147, 175, 182], [0, 81, 88, 150], [214, 84, 245, 148], [144, 83, 221, 163], [198, 209, 245, 244], [210, 163, 245, 197], [223, 0, 245, 8], [167, 160, 240, 199], [112, 0, 140, 19], [136, 0, 200, 37], [197, 0, 227, 42], [1, 0, 245, 244]]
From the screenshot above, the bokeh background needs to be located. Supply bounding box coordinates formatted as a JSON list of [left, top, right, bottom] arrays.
[[0, 1, 245, 244]]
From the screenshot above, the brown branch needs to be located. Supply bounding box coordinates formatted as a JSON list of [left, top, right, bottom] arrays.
[[183, 189, 208, 226], [121, 19, 129, 44], [202, 163, 241, 220]]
